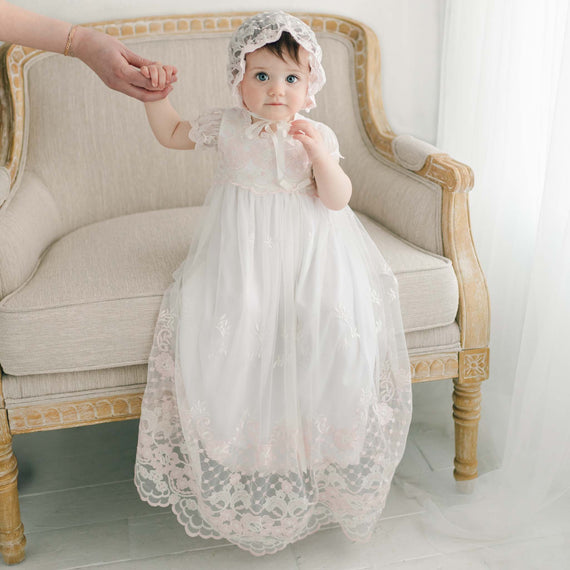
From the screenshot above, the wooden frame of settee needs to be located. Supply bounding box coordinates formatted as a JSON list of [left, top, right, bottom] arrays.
[[0, 12, 490, 565]]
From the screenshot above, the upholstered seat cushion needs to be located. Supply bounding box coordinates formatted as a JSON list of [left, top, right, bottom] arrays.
[[0, 207, 459, 377]]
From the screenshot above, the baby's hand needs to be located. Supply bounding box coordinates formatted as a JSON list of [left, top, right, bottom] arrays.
[[289, 120, 327, 162], [140, 62, 178, 90]]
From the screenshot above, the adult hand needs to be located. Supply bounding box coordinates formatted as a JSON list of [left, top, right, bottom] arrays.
[[72, 26, 178, 102]]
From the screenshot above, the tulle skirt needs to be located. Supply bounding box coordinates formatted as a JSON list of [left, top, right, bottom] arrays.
[[134, 183, 412, 555]]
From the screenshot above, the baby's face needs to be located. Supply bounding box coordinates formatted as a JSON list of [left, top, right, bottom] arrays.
[[240, 46, 310, 122]]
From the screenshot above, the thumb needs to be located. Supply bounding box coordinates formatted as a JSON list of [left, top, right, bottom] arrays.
[[122, 48, 154, 69]]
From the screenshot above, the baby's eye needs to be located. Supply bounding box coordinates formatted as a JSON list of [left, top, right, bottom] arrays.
[[256, 72, 269, 81], [286, 75, 298, 84]]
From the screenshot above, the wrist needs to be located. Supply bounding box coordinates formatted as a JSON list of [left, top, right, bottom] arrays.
[[144, 96, 171, 109], [69, 26, 92, 62], [310, 150, 332, 167]]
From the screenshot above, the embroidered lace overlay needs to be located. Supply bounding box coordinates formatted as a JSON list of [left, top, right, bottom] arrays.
[[135, 107, 412, 556], [188, 108, 224, 150]]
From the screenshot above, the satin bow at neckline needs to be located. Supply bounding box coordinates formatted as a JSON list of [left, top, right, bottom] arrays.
[[243, 110, 302, 191], [244, 110, 292, 140]]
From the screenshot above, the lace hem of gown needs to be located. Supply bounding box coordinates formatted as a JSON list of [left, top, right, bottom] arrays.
[[135, 302, 412, 556]]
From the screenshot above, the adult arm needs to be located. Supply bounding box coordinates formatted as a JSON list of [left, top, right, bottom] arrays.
[[0, 0, 176, 102]]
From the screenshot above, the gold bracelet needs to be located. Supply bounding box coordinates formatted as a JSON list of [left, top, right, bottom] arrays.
[[64, 24, 78, 57]]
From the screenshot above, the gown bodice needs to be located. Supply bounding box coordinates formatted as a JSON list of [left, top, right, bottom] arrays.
[[198, 107, 339, 196]]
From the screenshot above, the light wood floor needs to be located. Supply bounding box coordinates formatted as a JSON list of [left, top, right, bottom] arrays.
[[9, 382, 570, 569]]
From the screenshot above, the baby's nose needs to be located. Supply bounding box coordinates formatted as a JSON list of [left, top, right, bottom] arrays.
[[268, 79, 285, 96]]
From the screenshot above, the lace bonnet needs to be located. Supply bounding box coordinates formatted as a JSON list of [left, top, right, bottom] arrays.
[[227, 11, 326, 111]]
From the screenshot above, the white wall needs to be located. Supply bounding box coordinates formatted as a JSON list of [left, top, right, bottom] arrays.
[[9, 0, 444, 143]]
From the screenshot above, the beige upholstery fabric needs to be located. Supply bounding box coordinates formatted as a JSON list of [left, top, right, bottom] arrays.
[[0, 208, 197, 376], [392, 135, 442, 171], [0, 207, 458, 377], [357, 214, 458, 331], [1, 319, 461, 404], [0, 171, 63, 298], [19, 34, 441, 252], [2, 365, 148, 406]]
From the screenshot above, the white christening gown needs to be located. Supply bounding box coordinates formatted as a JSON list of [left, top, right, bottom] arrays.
[[134, 107, 412, 555]]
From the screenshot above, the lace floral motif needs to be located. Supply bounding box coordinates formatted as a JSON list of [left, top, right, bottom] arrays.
[[180, 384, 388, 473], [370, 287, 382, 306], [248, 321, 263, 361], [135, 101, 412, 556], [148, 309, 176, 380], [334, 302, 361, 348], [207, 313, 232, 359], [221, 109, 313, 193], [136, 298, 413, 556], [188, 108, 224, 150]]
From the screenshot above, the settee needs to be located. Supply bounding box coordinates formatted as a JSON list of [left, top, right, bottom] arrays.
[[0, 12, 490, 564]]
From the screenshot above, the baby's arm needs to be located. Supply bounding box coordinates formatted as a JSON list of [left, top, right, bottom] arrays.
[[141, 63, 195, 150], [290, 120, 352, 211]]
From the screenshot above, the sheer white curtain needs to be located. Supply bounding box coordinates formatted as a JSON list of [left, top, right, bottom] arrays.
[[399, 0, 570, 539]]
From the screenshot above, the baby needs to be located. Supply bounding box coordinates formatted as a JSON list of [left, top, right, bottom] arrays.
[[134, 11, 412, 557]]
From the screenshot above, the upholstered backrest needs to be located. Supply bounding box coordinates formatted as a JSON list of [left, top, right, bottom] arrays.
[[1, 15, 443, 265]]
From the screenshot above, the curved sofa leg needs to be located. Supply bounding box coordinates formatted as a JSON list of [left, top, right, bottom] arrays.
[[0, 410, 25, 565], [452, 348, 490, 482]]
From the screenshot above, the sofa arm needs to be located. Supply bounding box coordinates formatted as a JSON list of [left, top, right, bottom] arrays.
[[388, 137, 488, 350], [352, 128, 488, 350], [0, 168, 9, 206], [391, 134, 442, 171], [347, 139, 447, 255], [0, 171, 63, 299]]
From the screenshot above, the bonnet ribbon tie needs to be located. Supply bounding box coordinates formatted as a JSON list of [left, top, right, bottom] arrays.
[[244, 111, 298, 191]]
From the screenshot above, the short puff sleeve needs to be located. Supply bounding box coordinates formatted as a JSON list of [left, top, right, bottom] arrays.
[[188, 108, 224, 150], [314, 121, 343, 162]]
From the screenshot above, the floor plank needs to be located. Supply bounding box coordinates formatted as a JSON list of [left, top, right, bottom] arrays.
[[8, 417, 570, 569]]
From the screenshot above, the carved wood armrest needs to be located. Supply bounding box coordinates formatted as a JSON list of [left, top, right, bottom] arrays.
[[390, 135, 474, 194], [381, 138, 488, 349], [351, 20, 489, 349], [369, 132, 488, 349], [320, 15, 489, 351]]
